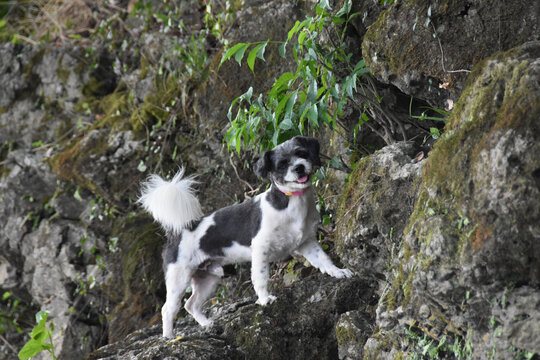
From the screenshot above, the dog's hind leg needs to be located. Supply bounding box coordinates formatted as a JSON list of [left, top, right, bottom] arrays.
[[185, 270, 221, 327], [162, 263, 194, 338]]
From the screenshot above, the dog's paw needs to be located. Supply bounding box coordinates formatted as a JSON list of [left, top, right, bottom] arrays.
[[329, 268, 354, 279], [256, 294, 277, 306]]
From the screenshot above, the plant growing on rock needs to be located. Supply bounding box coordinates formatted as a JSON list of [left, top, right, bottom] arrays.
[[221, 0, 417, 155], [18, 311, 57, 360], [221, 0, 369, 153]]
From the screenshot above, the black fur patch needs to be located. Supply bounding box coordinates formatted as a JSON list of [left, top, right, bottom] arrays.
[[254, 150, 274, 179], [162, 220, 202, 270], [267, 185, 289, 210], [199, 198, 262, 257], [162, 232, 182, 271], [293, 136, 321, 166]]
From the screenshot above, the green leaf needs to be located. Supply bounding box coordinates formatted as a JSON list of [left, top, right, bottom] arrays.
[[279, 117, 294, 131], [298, 31, 307, 46], [241, 86, 254, 101], [283, 91, 298, 124], [336, 0, 352, 17], [247, 41, 268, 73], [73, 187, 83, 201], [430, 127, 440, 139], [219, 43, 248, 68], [307, 104, 319, 127], [318, 0, 332, 10], [18, 339, 44, 360], [272, 128, 280, 146], [278, 42, 287, 58], [275, 93, 294, 121], [287, 20, 308, 41], [273, 72, 295, 92], [288, 21, 300, 41], [332, 17, 346, 25], [234, 43, 249, 66], [256, 41, 268, 60], [19, 311, 52, 360], [361, 112, 370, 123], [31, 311, 49, 336], [0, 20, 6, 29], [307, 79, 318, 102]]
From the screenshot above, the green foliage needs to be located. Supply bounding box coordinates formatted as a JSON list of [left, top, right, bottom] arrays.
[[18, 311, 57, 360], [405, 324, 474, 359], [220, 0, 369, 153], [1, 291, 23, 337]]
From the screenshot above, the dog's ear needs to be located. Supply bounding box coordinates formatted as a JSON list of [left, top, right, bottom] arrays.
[[254, 150, 274, 179], [294, 136, 321, 166]]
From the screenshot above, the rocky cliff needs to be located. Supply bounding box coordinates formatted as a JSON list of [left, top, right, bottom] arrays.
[[0, 0, 538, 359]]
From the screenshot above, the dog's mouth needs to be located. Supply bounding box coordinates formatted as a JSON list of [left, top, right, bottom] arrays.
[[296, 175, 309, 183]]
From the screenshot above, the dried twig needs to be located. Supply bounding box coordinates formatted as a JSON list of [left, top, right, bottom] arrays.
[[431, 23, 471, 74]]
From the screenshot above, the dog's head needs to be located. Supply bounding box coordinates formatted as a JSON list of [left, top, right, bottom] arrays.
[[254, 136, 321, 193]]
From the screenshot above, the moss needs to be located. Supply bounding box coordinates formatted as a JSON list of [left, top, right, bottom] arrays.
[[105, 214, 164, 340], [93, 87, 134, 132], [49, 134, 103, 195], [363, 330, 400, 360], [112, 215, 163, 297], [335, 157, 371, 239], [335, 315, 365, 349], [55, 52, 71, 85], [139, 55, 150, 80]]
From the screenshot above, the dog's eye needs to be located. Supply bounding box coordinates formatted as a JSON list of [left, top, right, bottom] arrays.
[[277, 159, 288, 169], [295, 150, 309, 159]]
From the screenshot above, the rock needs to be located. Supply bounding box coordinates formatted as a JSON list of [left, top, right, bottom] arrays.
[[91, 274, 377, 360], [362, 1, 540, 107], [22, 221, 104, 359], [2, 0, 538, 358], [366, 42, 540, 359], [0, 44, 32, 108], [194, 0, 303, 140], [336, 310, 372, 360], [90, 325, 243, 360], [335, 141, 423, 276]]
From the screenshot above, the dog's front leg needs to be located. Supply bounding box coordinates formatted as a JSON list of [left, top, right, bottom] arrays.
[[296, 240, 354, 278], [251, 246, 276, 306]]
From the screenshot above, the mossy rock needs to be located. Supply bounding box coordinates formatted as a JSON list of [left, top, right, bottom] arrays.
[[362, 0, 540, 107], [335, 141, 423, 276], [104, 214, 165, 343], [372, 42, 540, 359]]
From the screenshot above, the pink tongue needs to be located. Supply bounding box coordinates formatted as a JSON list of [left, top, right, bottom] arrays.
[[297, 175, 308, 183]]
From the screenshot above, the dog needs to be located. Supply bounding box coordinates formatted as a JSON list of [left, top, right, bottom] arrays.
[[139, 136, 353, 338]]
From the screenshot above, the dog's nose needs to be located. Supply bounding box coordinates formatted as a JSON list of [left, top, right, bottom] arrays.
[[294, 164, 305, 175]]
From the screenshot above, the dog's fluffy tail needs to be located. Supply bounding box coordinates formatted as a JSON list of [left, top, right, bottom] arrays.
[[139, 168, 203, 234]]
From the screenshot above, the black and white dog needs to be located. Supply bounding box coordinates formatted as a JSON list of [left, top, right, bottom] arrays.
[[139, 136, 353, 338]]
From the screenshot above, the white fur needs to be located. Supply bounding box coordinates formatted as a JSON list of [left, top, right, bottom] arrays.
[[138, 168, 203, 234]]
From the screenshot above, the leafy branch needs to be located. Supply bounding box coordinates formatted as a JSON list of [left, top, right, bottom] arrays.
[[219, 0, 424, 156], [18, 311, 57, 360], [220, 0, 375, 154]]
